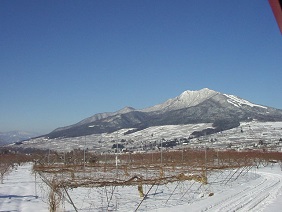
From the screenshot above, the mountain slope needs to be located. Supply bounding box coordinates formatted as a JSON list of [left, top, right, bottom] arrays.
[[142, 88, 218, 113], [52, 107, 136, 134], [0, 131, 39, 146], [45, 88, 282, 138]]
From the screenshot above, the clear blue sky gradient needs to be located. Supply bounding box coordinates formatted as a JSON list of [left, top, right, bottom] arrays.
[[1, 0, 281, 134]]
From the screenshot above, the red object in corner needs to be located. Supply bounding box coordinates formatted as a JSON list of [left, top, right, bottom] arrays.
[[268, 0, 282, 34]]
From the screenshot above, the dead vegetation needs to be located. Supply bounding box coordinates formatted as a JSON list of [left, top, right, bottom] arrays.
[[33, 149, 282, 188], [2, 147, 281, 211], [0, 150, 35, 183]]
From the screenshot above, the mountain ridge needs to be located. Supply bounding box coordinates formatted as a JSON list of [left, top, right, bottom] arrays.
[[141, 88, 219, 113], [46, 88, 282, 138], [0, 131, 39, 146]]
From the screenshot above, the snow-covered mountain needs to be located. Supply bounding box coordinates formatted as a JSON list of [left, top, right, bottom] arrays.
[[0, 131, 39, 146], [142, 88, 219, 113], [51, 107, 136, 134], [45, 88, 282, 138]]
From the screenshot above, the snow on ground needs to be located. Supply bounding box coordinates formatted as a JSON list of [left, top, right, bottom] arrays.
[[1, 163, 282, 211], [0, 164, 49, 211], [19, 123, 214, 152], [155, 166, 282, 212], [18, 121, 282, 153]]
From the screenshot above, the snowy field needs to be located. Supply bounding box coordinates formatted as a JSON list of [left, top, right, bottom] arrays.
[[1, 163, 282, 211], [18, 121, 282, 153]]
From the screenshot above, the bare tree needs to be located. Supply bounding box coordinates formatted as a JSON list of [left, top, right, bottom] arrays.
[[0, 158, 13, 184]]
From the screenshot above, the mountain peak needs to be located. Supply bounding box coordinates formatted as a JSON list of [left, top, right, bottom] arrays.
[[142, 88, 219, 113], [45, 88, 282, 139], [116, 106, 136, 114], [179, 88, 218, 100]]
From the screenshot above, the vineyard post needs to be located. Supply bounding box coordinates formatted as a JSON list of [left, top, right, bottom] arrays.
[[63, 137, 66, 165], [182, 141, 184, 163], [48, 137, 50, 165], [161, 138, 163, 165], [34, 171, 37, 197], [204, 145, 207, 183]]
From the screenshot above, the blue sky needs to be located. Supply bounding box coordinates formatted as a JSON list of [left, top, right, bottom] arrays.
[[1, 0, 281, 134]]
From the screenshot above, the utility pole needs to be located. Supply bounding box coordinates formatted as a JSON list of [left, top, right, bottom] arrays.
[[85, 125, 94, 170], [48, 137, 50, 165], [84, 136, 86, 170], [115, 130, 118, 177]]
